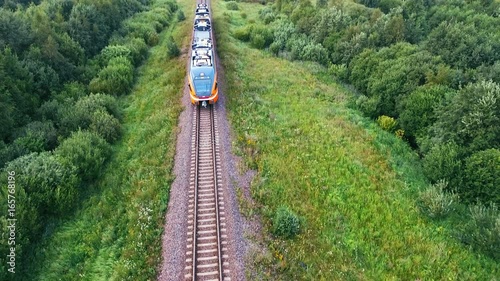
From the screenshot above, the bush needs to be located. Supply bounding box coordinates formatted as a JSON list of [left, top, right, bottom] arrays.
[[5, 152, 80, 215], [460, 203, 500, 261], [422, 142, 461, 186], [59, 93, 119, 136], [226, 1, 239, 10], [259, 7, 275, 24], [176, 9, 185, 21], [14, 121, 58, 151], [166, 36, 180, 58], [273, 206, 300, 238], [398, 85, 450, 139], [55, 131, 111, 181], [89, 110, 121, 143], [376, 115, 397, 132], [89, 56, 134, 96], [99, 45, 132, 66], [328, 64, 348, 81], [251, 34, 266, 49], [124, 37, 148, 66], [461, 149, 500, 204], [417, 180, 458, 219], [301, 42, 328, 64], [233, 26, 252, 42]]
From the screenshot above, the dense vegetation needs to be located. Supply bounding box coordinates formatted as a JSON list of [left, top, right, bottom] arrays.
[[229, 0, 499, 261], [0, 0, 182, 278], [214, 0, 499, 278]]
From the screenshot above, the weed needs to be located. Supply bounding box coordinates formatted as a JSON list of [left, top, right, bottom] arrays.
[[418, 180, 458, 219], [272, 206, 300, 239]]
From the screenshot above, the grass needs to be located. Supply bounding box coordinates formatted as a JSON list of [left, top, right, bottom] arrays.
[[212, 0, 500, 280], [23, 0, 193, 280]]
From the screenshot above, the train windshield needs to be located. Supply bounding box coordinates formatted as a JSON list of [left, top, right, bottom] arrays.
[[192, 68, 214, 97]]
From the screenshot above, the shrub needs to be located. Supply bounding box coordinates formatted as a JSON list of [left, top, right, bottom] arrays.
[[99, 45, 132, 67], [251, 34, 266, 49], [460, 203, 500, 261], [287, 34, 308, 60], [273, 206, 300, 238], [14, 121, 58, 151], [240, 12, 247, 19], [376, 115, 397, 132], [176, 9, 185, 21], [89, 110, 121, 143], [5, 152, 80, 215], [55, 131, 111, 181], [461, 149, 500, 204], [250, 25, 273, 49], [417, 180, 458, 219], [89, 56, 134, 96], [398, 85, 450, 139], [301, 42, 328, 64], [166, 36, 180, 58], [124, 37, 148, 66], [422, 142, 461, 185], [59, 93, 119, 136], [356, 95, 380, 118], [226, 1, 239, 10], [328, 64, 348, 81], [233, 26, 252, 42], [259, 7, 275, 24]]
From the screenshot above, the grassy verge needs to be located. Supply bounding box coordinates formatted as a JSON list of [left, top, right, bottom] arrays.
[[25, 1, 193, 280], [213, 0, 499, 280]]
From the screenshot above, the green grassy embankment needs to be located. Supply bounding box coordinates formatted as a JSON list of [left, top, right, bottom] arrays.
[[213, 0, 499, 280], [25, 1, 193, 280]]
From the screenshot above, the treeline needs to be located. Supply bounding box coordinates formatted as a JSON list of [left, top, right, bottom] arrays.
[[0, 0, 180, 277], [231, 0, 499, 259]]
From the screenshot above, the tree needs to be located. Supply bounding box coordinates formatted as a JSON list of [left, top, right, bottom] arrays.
[[55, 130, 111, 180], [68, 3, 110, 56], [430, 80, 500, 155], [89, 56, 134, 96], [6, 152, 80, 215], [461, 149, 500, 204], [0, 8, 33, 53], [422, 141, 462, 188], [398, 85, 451, 140], [89, 110, 121, 143]]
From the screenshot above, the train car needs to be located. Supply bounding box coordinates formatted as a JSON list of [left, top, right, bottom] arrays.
[[189, 3, 218, 107]]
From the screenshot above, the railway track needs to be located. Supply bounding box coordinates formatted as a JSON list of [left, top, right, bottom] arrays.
[[184, 105, 230, 281]]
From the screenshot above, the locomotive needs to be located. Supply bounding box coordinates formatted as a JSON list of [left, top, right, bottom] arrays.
[[188, 3, 218, 107]]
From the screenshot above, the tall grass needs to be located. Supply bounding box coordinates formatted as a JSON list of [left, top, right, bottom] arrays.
[[213, 0, 499, 279], [24, 0, 191, 279]]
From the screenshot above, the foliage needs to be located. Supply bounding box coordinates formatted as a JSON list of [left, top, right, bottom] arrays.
[[460, 203, 500, 261], [376, 115, 396, 132], [226, 1, 239, 10], [232, 26, 252, 41], [99, 45, 133, 67], [461, 149, 500, 205], [398, 85, 451, 139], [176, 9, 185, 21], [422, 141, 462, 187], [89, 109, 121, 143], [89, 56, 134, 96], [430, 80, 500, 156], [272, 206, 300, 238], [55, 130, 111, 181], [213, 3, 500, 277], [166, 35, 180, 57], [418, 180, 458, 219]]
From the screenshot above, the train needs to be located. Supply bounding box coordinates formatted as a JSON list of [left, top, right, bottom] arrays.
[[188, 3, 218, 107]]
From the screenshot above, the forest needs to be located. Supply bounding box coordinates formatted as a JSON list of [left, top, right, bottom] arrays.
[[232, 0, 499, 260], [0, 0, 181, 278]]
